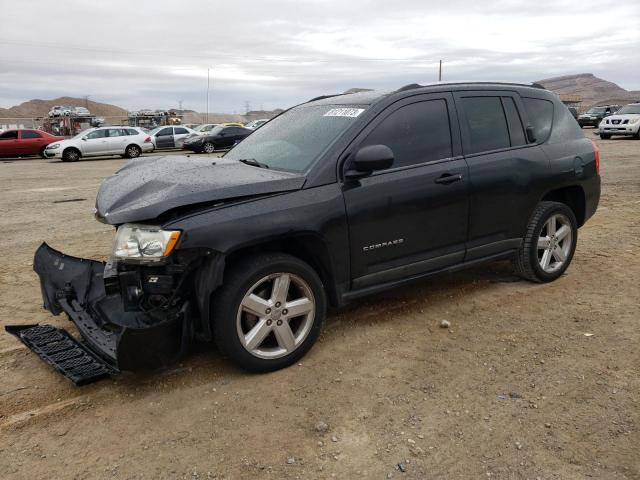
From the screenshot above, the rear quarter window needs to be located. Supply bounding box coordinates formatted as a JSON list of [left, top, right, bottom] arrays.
[[522, 98, 554, 143], [547, 102, 585, 144]]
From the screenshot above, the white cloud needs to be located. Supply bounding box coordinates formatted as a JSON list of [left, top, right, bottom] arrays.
[[0, 0, 638, 112]]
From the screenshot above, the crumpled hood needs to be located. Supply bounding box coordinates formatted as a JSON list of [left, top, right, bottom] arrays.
[[96, 155, 305, 224]]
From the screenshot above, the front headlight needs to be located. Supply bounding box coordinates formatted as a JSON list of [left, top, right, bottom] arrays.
[[47, 143, 60, 149], [112, 224, 181, 262], [628, 118, 640, 124]]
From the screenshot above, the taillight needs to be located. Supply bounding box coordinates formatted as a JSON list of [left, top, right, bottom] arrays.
[[591, 140, 600, 175], [144, 136, 151, 143]]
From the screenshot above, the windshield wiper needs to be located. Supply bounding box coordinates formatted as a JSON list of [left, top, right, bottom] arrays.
[[238, 158, 269, 169]]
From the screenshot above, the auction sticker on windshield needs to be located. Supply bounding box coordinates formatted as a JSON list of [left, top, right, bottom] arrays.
[[324, 108, 365, 117]]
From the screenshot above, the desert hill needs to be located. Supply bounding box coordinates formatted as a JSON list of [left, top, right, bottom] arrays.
[[0, 96, 128, 119], [536, 73, 640, 110]]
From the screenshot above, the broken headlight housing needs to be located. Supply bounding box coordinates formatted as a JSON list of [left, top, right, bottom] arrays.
[[112, 224, 181, 263]]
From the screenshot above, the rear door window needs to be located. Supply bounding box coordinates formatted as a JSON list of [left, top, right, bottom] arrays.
[[107, 128, 126, 137], [522, 98, 554, 143], [360, 99, 453, 168], [22, 130, 42, 139], [460, 97, 510, 154]]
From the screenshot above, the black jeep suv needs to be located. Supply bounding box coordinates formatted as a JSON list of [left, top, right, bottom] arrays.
[[9, 82, 600, 384]]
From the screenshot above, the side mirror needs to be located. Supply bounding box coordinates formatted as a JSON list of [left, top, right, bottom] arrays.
[[526, 126, 537, 143], [345, 144, 394, 179], [82, 137, 88, 141]]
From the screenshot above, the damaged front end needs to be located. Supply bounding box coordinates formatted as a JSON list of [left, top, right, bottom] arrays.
[[7, 242, 217, 385]]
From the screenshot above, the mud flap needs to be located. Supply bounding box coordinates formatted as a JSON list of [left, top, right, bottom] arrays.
[[6, 324, 118, 385]]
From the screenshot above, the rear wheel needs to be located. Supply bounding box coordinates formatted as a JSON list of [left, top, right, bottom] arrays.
[[124, 144, 141, 158], [212, 253, 326, 372], [514, 201, 578, 283], [203, 142, 215, 154], [62, 148, 80, 162], [39, 146, 48, 159]]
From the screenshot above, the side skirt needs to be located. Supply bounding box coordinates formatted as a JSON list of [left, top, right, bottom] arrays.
[[340, 250, 516, 304]]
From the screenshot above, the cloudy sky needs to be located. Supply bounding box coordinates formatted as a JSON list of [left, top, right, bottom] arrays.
[[1, 0, 638, 113]]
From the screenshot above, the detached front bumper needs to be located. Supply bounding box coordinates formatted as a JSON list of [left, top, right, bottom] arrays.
[[8, 243, 188, 383]]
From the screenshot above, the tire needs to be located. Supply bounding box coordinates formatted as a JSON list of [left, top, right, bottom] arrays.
[[39, 146, 48, 159], [203, 142, 215, 154], [514, 201, 578, 283], [600, 133, 611, 139], [634, 129, 640, 140], [212, 253, 326, 372], [62, 148, 80, 162], [124, 144, 141, 158]]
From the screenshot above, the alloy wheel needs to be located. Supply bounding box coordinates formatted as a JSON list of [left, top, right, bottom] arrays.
[[127, 146, 140, 157], [203, 142, 215, 153], [236, 272, 315, 359], [537, 213, 573, 273]]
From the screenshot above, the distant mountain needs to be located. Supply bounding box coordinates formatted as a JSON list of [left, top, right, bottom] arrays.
[[0, 97, 128, 119], [536, 73, 640, 109]]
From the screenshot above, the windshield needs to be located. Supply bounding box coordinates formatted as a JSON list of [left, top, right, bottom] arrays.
[[225, 105, 366, 172], [587, 107, 606, 114], [616, 105, 640, 115]]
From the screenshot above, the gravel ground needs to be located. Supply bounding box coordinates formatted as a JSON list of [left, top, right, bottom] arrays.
[[0, 137, 638, 479]]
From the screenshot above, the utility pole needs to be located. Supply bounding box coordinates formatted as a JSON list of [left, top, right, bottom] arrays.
[[206, 68, 210, 123], [178, 100, 183, 113], [438, 60, 442, 82], [244, 101, 251, 115], [84, 95, 90, 108]]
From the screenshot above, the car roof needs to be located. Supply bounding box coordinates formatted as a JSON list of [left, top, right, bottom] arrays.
[[305, 81, 548, 107]]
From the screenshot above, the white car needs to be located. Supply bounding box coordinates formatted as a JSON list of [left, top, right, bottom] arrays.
[[245, 119, 269, 130], [148, 125, 198, 149], [599, 103, 640, 139], [192, 123, 220, 135], [44, 126, 154, 162], [48, 105, 73, 117]]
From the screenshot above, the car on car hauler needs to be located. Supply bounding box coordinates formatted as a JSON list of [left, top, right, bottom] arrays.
[[7, 82, 600, 384]]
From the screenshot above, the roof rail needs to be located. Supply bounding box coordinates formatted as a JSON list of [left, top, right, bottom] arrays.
[[395, 83, 423, 93], [306, 93, 346, 103], [394, 81, 547, 93]]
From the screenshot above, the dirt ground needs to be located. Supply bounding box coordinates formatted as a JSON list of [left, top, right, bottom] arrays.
[[1, 137, 638, 479]]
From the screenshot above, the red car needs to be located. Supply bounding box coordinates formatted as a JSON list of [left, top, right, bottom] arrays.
[[0, 129, 65, 158]]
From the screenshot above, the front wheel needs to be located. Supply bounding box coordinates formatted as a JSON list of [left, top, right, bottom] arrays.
[[212, 253, 326, 372], [203, 142, 215, 153], [514, 201, 578, 283], [62, 148, 80, 162]]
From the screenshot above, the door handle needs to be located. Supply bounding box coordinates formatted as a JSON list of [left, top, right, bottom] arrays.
[[434, 173, 463, 185]]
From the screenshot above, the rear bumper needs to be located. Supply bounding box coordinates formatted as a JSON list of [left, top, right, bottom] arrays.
[[29, 243, 187, 371]]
